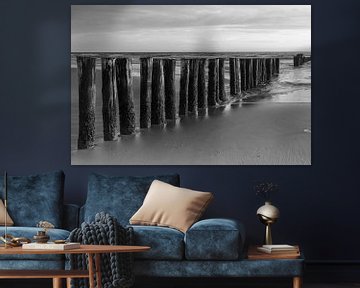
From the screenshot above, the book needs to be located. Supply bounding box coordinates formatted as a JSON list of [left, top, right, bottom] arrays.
[[257, 244, 299, 254], [22, 242, 80, 250], [257, 247, 299, 254], [248, 245, 300, 260], [262, 244, 297, 250]]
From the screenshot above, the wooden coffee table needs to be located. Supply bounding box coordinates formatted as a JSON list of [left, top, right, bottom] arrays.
[[0, 244, 150, 288]]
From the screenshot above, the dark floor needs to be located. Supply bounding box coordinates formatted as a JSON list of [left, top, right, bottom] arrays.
[[1, 280, 360, 288]]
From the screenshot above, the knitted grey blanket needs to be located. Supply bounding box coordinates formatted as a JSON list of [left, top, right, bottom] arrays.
[[68, 212, 134, 288]]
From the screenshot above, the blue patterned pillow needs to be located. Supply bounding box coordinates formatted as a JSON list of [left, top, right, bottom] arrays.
[[84, 173, 180, 225], [0, 171, 64, 227]]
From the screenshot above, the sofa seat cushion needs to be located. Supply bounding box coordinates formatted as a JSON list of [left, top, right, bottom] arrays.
[[84, 174, 180, 226], [0, 227, 70, 261], [0, 170, 65, 227], [184, 218, 245, 260], [130, 225, 184, 260]]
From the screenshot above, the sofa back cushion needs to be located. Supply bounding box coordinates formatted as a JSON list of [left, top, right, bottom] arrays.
[[130, 180, 213, 233], [0, 171, 64, 227], [84, 173, 180, 225]]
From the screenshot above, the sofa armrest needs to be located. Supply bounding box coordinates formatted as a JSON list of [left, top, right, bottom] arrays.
[[63, 204, 80, 231], [184, 218, 246, 260]]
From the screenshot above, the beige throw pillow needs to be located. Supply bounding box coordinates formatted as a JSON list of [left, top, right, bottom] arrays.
[[130, 180, 213, 233], [0, 200, 14, 226]]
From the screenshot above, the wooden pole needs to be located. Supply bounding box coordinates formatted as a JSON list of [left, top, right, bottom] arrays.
[[215, 59, 220, 103], [163, 58, 177, 120], [198, 58, 207, 109], [246, 58, 253, 89], [258, 58, 264, 83], [236, 58, 241, 94], [229, 58, 235, 95], [294, 54, 310, 66], [294, 54, 304, 67], [208, 58, 218, 107], [265, 58, 272, 82], [293, 55, 298, 67], [188, 58, 199, 114], [218, 58, 227, 101], [101, 58, 117, 141], [240, 59, 247, 91], [230, 58, 241, 95], [77, 56, 96, 150], [272, 58, 276, 75], [179, 59, 190, 116], [275, 58, 280, 74], [151, 58, 165, 125], [262, 58, 267, 82], [115, 58, 136, 135], [259, 58, 263, 84], [257, 58, 262, 85], [140, 57, 152, 128], [229, 58, 237, 95], [252, 58, 258, 87]]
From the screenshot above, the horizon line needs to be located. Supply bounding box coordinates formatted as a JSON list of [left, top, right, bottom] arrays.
[[71, 51, 311, 54]]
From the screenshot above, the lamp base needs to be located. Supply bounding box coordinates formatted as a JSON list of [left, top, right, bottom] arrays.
[[265, 223, 272, 245]]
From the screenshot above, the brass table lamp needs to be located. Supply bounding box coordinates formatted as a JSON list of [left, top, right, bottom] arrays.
[[257, 201, 280, 245]]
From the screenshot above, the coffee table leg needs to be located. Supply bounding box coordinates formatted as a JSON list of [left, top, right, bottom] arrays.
[[52, 278, 62, 288], [95, 253, 102, 288], [66, 277, 72, 288], [293, 276, 302, 288], [88, 253, 95, 288]]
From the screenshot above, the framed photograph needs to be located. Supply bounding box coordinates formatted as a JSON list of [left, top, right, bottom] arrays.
[[71, 5, 311, 165]]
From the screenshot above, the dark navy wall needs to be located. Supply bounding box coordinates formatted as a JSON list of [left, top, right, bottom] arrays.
[[0, 0, 359, 263]]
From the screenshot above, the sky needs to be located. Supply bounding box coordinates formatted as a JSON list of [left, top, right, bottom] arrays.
[[71, 5, 311, 53]]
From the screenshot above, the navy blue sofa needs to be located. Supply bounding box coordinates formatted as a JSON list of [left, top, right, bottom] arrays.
[[0, 171, 303, 285], [80, 173, 304, 280], [0, 171, 79, 270]]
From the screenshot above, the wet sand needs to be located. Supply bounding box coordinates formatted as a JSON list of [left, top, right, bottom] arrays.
[[71, 101, 311, 165]]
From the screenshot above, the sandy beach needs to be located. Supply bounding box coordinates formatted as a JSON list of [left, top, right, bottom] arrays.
[[71, 101, 311, 165], [71, 58, 311, 165]]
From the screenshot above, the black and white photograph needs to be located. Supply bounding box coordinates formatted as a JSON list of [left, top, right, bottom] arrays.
[[71, 5, 311, 165]]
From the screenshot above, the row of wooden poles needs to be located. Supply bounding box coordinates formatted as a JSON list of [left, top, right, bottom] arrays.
[[293, 53, 311, 67], [76, 56, 280, 149]]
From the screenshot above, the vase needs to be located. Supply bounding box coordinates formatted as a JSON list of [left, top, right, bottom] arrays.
[[256, 201, 280, 245], [33, 231, 50, 243]]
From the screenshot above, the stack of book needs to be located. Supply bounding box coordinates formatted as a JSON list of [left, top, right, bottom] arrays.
[[22, 242, 80, 250], [248, 244, 300, 260], [257, 244, 299, 254]]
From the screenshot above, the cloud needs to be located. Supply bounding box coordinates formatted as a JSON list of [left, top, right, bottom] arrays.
[[71, 5, 311, 52]]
